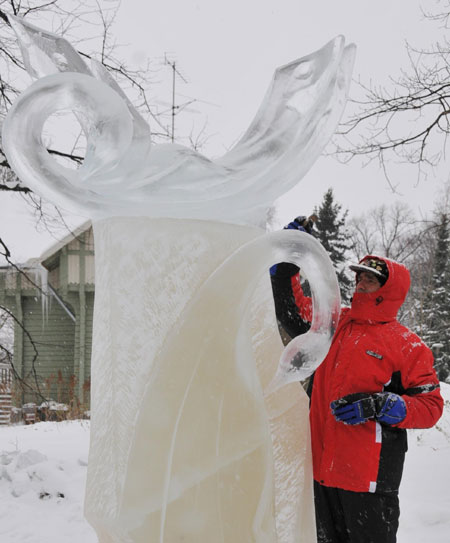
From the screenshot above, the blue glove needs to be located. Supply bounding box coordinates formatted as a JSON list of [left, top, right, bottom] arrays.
[[374, 392, 406, 425], [331, 392, 406, 426], [269, 262, 300, 277], [284, 215, 315, 235], [330, 393, 376, 425], [270, 215, 315, 276]]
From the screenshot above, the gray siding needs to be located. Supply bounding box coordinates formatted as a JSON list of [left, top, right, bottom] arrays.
[[20, 296, 76, 404]]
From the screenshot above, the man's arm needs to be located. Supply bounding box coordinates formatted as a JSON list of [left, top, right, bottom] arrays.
[[270, 262, 312, 342], [395, 339, 444, 429], [331, 337, 444, 428], [270, 215, 316, 343]]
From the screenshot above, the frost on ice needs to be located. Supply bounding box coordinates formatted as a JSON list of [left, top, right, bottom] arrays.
[[2, 16, 353, 543]]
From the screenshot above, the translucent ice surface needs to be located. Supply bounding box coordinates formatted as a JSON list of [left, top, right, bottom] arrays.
[[2, 16, 353, 543]]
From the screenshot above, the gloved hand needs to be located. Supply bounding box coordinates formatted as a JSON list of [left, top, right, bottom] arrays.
[[330, 393, 376, 425], [269, 261, 300, 277], [331, 392, 406, 426], [373, 392, 406, 425], [270, 215, 316, 276], [284, 215, 316, 235]]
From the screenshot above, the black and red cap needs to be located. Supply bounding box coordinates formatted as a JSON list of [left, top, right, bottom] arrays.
[[349, 257, 389, 286]]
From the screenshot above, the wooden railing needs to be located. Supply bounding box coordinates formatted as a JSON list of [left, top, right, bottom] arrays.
[[0, 363, 12, 425]]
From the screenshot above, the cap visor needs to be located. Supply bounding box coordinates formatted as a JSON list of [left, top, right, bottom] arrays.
[[349, 263, 385, 279]]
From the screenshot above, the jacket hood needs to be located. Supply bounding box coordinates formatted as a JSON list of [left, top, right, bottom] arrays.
[[348, 255, 410, 323]]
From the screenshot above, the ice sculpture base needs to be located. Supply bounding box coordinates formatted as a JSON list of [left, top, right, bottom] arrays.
[[85, 217, 315, 542]]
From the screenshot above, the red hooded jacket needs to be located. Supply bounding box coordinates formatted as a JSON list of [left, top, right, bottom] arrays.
[[287, 256, 444, 493]]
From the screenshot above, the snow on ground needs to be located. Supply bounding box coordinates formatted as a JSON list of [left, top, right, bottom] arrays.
[[0, 383, 449, 542], [398, 382, 450, 543], [0, 419, 97, 543]]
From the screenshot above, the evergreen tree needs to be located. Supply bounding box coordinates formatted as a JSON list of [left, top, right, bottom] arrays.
[[313, 188, 353, 304], [418, 213, 450, 382]]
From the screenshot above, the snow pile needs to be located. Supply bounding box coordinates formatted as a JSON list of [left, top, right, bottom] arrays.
[[0, 420, 96, 543], [0, 383, 449, 543]]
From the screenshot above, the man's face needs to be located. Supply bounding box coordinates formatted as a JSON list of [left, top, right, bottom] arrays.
[[355, 271, 382, 294]]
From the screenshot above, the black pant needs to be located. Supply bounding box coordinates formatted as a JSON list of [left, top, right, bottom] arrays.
[[314, 481, 400, 543]]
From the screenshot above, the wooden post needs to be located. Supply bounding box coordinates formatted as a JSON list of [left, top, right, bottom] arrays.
[[78, 232, 86, 402], [60, 245, 68, 298], [14, 273, 24, 404]]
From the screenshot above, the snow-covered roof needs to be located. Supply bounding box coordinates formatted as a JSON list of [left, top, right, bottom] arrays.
[[24, 220, 92, 268]]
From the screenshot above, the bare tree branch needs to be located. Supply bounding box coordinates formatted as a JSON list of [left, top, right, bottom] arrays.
[[0, 303, 46, 400], [334, 4, 450, 183]]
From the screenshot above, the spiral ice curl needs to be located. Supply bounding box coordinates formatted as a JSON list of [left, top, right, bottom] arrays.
[[3, 16, 355, 226]]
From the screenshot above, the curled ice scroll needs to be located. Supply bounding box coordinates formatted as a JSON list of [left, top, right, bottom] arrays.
[[3, 16, 353, 542]]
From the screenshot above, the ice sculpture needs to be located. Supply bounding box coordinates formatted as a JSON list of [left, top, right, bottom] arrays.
[[2, 16, 353, 542]]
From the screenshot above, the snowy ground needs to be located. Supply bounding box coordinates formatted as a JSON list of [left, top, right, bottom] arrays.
[[0, 419, 97, 543], [398, 382, 450, 543], [0, 384, 449, 543]]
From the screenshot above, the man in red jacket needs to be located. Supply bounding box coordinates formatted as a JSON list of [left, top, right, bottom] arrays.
[[270, 219, 444, 543]]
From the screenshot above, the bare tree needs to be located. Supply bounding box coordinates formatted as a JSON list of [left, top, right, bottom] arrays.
[[348, 201, 434, 326], [334, 2, 450, 184], [349, 202, 423, 262], [0, 308, 13, 364], [347, 189, 450, 341]]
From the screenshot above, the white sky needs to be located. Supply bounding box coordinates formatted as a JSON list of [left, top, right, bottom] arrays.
[[1, 0, 448, 262]]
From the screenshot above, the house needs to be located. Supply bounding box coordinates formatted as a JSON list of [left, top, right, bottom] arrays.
[[0, 222, 95, 409]]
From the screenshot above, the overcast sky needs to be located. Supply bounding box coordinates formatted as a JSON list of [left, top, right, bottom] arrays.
[[1, 0, 448, 263], [113, 0, 447, 224]]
